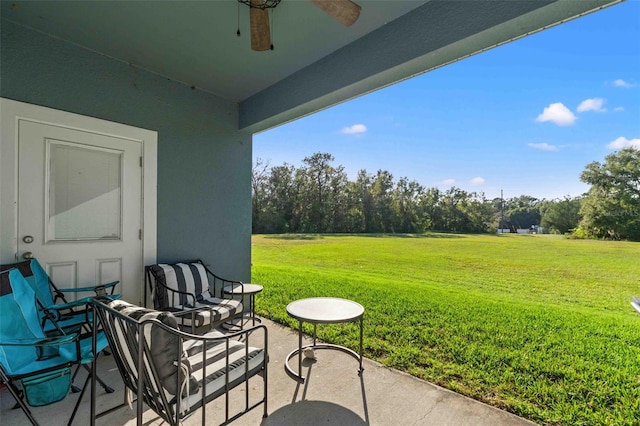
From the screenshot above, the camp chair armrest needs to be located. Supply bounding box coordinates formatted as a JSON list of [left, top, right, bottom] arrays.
[[0, 333, 79, 347], [58, 280, 119, 296], [44, 298, 91, 311]]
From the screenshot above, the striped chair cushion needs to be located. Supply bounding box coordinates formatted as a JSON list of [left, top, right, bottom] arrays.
[[149, 263, 243, 327], [106, 300, 265, 416], [152, 263, 210, 307], [108, 300, 199, 397], [181, 332, 265, 412], [184, 297, 242, 327]]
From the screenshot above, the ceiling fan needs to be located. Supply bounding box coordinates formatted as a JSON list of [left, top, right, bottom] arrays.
[[239, 0, 362, 51]]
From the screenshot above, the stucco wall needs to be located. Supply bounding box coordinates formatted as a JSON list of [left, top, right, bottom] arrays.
[[0, 20, 252, 281]]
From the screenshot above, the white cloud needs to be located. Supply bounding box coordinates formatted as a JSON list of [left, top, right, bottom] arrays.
[[441, 178, 455, 186], [577, 98, 606, 113], [535, 102, 577, 126], [528, 142, 559, 152], [470, 177, 485, 186], [341, 124, 367, 134], [613, 79, 635, 88], [614, 106, 625, 112], [607, 136, 640, 150]]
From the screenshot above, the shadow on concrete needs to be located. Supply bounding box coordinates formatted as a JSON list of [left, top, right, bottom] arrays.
[[261, 400, 367, 426], [277, 357, 370, 425]]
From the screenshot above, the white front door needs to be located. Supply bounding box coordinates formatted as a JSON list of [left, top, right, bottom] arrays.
[[1, 98, 157, 306], [18, 121, 141, 302]]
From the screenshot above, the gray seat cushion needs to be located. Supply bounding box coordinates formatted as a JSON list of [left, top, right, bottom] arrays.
[[108, 300, 199, 396]]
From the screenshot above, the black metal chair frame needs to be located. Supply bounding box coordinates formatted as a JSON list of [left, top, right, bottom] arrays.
[[90, 297, 268, 426], [144, 259, 247, 331]]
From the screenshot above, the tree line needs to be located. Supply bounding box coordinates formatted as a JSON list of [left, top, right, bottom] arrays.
[[252, 149, 640, 241]]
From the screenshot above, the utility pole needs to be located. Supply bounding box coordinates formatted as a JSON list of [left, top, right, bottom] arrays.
[[500, 189, 504, 233]]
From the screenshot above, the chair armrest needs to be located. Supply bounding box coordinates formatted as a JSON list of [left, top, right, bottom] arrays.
[[171, 305, 216, 332], [58, 280, 119, 296], [155, 281, 198, 308], [0, 333, 79, 347], [148, 316, 268, 345], [41, 302, 91, 334], [171, 306, 213, 319], [222, 282, 245, 298], [210, 277, 244, 298], [45, 298, 92, 311], [211, 323, 267, 342]]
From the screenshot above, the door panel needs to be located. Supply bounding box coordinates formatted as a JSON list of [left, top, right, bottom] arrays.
[[18, 120, 142, 303], [47, 141, 123, 241]]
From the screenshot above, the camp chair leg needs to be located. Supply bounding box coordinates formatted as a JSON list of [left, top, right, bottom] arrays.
[[69, 363, 113, 425], [68, 373, 92, 426], [70, 365, 82, 393], [71, 370, 113, 393], [3, 381, 39, 425], [81, 363, 114, 393], [5, 385, 23, 409], [101, 381, 114, 393], [70, 351, 114, 394]]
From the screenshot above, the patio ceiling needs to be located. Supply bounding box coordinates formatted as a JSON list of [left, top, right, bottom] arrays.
[[0, 0, 622, 133]]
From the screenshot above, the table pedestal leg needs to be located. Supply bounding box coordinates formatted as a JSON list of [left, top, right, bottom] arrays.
[[298, 320, 303, 379], [359, 316, 364, 374], [250, 294, 255, 326]]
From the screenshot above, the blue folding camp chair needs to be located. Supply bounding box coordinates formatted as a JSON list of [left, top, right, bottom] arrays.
[[0, 259, 119, 335], [0, 268, 112, 426]]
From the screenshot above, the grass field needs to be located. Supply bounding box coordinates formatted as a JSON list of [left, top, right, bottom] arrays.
[[251, 233, 640, 425]]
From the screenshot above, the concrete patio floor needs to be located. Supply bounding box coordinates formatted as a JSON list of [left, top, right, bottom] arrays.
[[1, 317, 537, 426]]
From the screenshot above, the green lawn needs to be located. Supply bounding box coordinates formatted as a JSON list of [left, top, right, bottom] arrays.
[[251, 233, 640, 425]]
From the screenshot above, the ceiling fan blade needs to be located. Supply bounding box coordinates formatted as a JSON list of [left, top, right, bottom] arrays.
[[310, 0, 361, 27], [250, 1, 271, 51]]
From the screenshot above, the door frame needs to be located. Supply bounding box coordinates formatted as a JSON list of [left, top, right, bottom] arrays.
[[0, 98, 157, 298]]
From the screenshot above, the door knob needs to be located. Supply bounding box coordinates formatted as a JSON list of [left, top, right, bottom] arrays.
[[23, 235, 34, 244], [22, 251, 34, 259]]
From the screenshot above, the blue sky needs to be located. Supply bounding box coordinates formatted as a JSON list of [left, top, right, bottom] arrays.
[[253, 1, 640, 201]]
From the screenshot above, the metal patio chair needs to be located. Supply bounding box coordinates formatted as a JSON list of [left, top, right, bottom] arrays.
[[90, 298, 268, 425], [0, 268, 111, 426], [144, 260, 244, 332]]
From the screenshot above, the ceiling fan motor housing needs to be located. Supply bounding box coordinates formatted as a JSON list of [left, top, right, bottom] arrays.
[[238, 0, 281, 10]]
